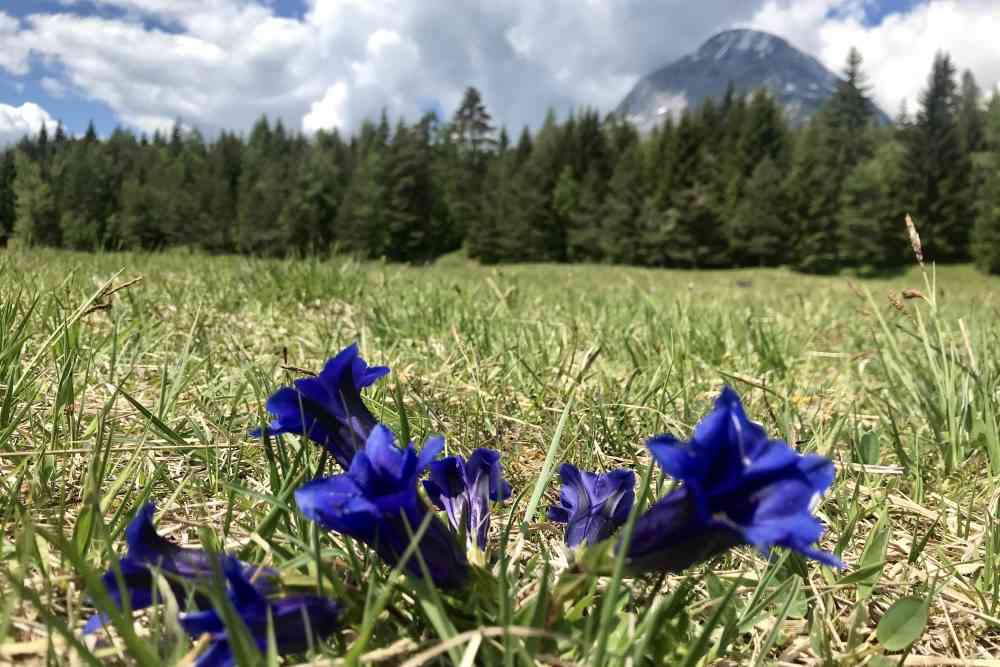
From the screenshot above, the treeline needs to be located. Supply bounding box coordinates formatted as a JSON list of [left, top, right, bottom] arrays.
[[3, 49, 1000, 273]]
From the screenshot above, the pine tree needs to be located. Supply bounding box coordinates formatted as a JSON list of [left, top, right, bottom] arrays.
[[839, 140, 909, 272], [236, 115, 293, 253], [336, 147, 387, 258], [827, 48, 877, 162], [0, 150, 15, 243], [730, 158, 789, 266], [972, 153, 1000, 273], [191, 131, 242, 253], [383, 118, 440, 261], [470, 149, 515, 264], [12, 152, 59, 246], [447, 88, 496, 248], [599, 143, 646, 264], [117, 172, 163, 249], [972, 98, 1000, 273], [652, 108, 729, 268], [725, 89, 789, 243], [566, 166, 606, 262], [903, 52, 974, 262], [985, 92, 1000, 151], [957, 70, 985, 154], [787, 122, 840, 273], [552, 165, 580, 246], [500, 112, 566, 262], [55, 141, 113, 249]]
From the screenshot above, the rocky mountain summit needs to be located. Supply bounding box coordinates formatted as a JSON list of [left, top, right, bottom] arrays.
[[616, 29, 889, 130]]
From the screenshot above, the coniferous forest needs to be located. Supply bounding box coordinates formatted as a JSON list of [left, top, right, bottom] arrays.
[[3, 49, 1000, 274]]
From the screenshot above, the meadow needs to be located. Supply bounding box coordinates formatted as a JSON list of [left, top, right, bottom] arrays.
[[1, 246, 999, 665]]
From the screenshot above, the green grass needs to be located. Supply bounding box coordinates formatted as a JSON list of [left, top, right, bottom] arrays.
[[1, 246, 1000, 665]]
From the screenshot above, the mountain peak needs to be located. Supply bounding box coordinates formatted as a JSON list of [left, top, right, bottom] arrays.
[[697, 29, 786, 60], [616, 29, 889, 130]]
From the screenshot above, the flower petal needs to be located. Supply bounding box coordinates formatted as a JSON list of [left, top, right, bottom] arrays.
[[625, 489, 743, 574]]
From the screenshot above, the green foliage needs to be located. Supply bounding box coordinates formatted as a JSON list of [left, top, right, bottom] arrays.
[[787, 122, 840, 273], [0, 152, 14, 243], [13, 152, 59, 246], [3, 47, 998, 273], [876, 597, 930, 651], [730, 158, 788, 266], [971, 151, 1000, 273], [903, 52, 976, 262], [839, 140, 909, 272], [1, 250, 999, 664]]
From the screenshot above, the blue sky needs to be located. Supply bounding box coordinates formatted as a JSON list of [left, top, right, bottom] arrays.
[[1, 0, 998, 145], [859, 0, 921, 24]]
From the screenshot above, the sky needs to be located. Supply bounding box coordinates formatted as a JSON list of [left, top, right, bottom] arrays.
[[1, 0, 999, 145]]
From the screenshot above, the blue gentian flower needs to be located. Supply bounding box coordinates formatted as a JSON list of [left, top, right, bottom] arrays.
[[179, 556, 341, 667], [253, 343, 389, 470], [625, 386, 844, 574], [295, 424, 469, 590], [423, 448, 512, 556], [546, 464, 635, 548], [84, 503, 274, 634]]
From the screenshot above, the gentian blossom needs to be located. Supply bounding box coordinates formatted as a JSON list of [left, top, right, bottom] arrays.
[[295, 424, 469, 590], [423, 448, 512, 556], [253, 343, 389, 469], [624, 386, 844, 574], [546, 464, 635, 548], [179, 556, 341, 667], [84, 503, 274, 634]]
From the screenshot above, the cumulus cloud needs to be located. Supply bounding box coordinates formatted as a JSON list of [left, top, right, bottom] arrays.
[[0, 102, 59, 146], [303, 81, 349, 134], [3, 1, 1000, 137], [0, 0, 769, 136], [0, 12, 30, 75], [749, 0, 1000, 115]]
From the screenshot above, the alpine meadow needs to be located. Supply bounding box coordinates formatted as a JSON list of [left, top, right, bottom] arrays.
[[2, 4, 1000, 665], [0, 244, 999, 665]]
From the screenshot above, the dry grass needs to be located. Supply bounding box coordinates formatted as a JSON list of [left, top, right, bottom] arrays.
[[1, 246, 999, 665]]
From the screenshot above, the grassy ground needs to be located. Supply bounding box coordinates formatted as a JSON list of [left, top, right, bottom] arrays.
[[1, 246, 999, 665]]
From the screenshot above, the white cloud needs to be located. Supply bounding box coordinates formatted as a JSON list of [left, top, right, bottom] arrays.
[[0, 12, 30, 75], [302, 81, 349, 133], [749, 0, 1000, 116], [0, 102, 59, 146], [6, 0, 1000, 138], [0, 0, 771, 136]]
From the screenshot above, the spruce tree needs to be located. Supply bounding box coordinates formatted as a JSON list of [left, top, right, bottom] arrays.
[[501, 112, 565, 262], [903, 52, 975, 262], [827, 48, 877, 162], [972, 161, 1000, 273], [972, 116, 1000, 273], [336, 147, 387, 258], [12, 152, 59, 246], [117, 172, 162, 249], [787, 122, 840, 273], [985, 92, 1000, 150], [599, 143, 646, 264], [731, 158, 789, 266], [55, 141, 113, 249], [447, 88, 495, 248], [957, 70, 985, 154], [839, 140, 909, 272], [384, 118, 439, 261], [0, 151, 15, 243], [725, 89, 789, 249], [566, 166, 606, 262], [470, 151, 509, 264]]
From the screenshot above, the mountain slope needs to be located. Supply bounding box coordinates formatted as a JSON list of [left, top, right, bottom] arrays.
[[616, 29, 889, 130]]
